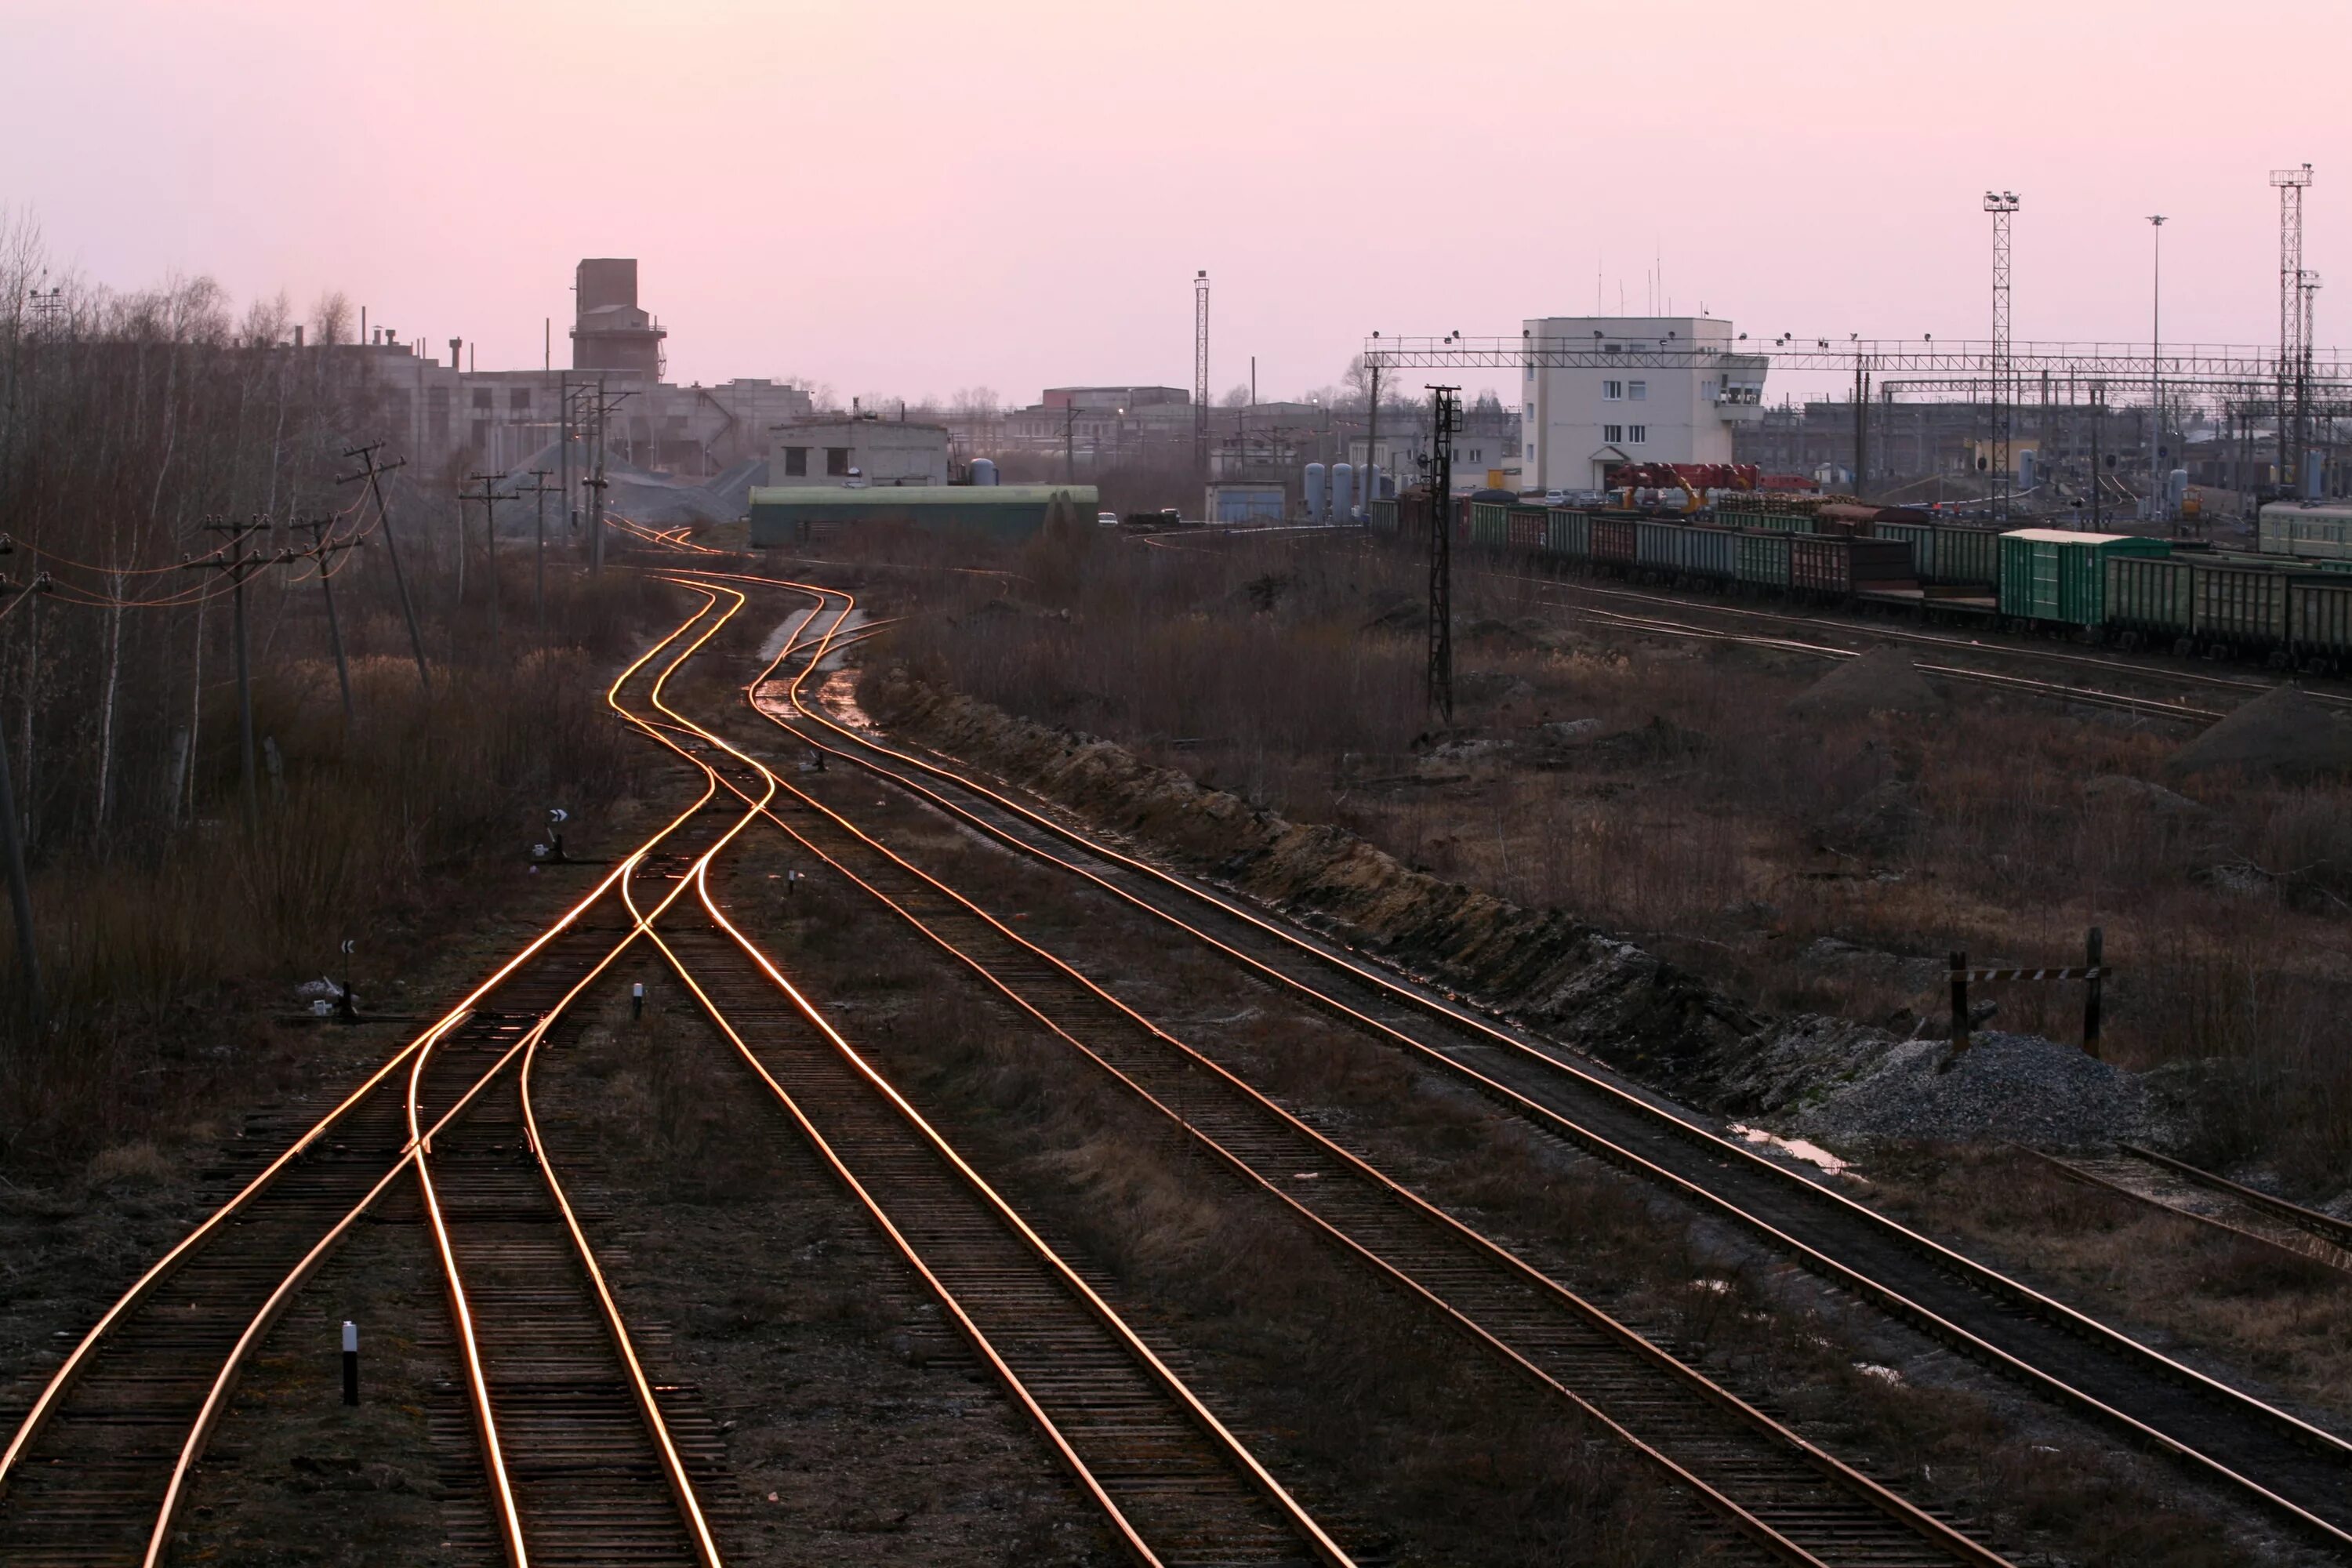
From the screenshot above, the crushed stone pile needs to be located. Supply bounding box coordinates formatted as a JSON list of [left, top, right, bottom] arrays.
[[1785, 1030, 2161, 1150], [2168, 684, 2352, 779], [1788, 645, 1944, 718]]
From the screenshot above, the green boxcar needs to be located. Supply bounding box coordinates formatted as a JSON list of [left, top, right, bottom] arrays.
[[1369, 497, 1398, 536], [2290, 578, 2352, 662], [1469, 500, 1511, 548], [1998, 530, 2171, 627], [1933, 524, 2002, 587], [1735, 530, 1792, 589], [1544, 507, 1589, 560], [2103, 555, 2195, 640], [2193, 563, 2291, 649]]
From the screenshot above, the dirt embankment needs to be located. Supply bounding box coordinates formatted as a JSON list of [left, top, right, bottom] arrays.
[[864, 667, 2162, 1149]]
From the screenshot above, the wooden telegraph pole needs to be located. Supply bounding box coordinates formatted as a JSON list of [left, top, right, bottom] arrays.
[[339, 444, 430, 694], [0, 572, 48, 1025], [291, 514, 361, 722], [465, 473, 516, 657], [184, 517, 274, 830], [519, 468, 555, 631]]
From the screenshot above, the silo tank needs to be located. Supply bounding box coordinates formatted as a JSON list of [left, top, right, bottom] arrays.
[[1303, 463, 1327, 522], [1330, 463, 1354, 521], [970, 457, 998, 487]]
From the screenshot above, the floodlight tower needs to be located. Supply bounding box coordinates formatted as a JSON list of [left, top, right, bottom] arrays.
[[2272, 164, 2313, 486], [1984, 191, 2020, 519], [1193, 270, 1210, 479]]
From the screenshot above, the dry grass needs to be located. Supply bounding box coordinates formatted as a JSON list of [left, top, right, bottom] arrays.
[[857, 528, 2352, 1190], [0, 571, 688, 1172]]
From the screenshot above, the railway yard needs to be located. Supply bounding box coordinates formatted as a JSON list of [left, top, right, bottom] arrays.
[[0, 516, 2347, 1568]]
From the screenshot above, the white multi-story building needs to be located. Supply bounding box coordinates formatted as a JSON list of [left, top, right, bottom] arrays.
[[1518, 316, 1767, 492], [768, 415, 951, 488]]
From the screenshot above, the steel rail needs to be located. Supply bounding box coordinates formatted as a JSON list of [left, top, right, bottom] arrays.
[[411, 586, 752, 1568], [1458, 554, 2352, 711], [706, 572, 2352, 1552], [2120, 1145, 2352, 1254], [609, 584, 1167, 1566], [657, 577, 2009, 1568], [2009, 1143, 2352, 1278], [1560, 601, 2226, 723], [634, 579, 1356, 1568], [0, 590, 741, 1519]]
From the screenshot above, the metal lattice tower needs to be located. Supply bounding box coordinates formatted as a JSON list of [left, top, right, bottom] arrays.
[[1426, 386, 1459, 720], [1984, 191, 2019, 518], [2301, 269, 2322, 492], [1193, 270, 1210, 477], [2273, 164, 2313, 485]]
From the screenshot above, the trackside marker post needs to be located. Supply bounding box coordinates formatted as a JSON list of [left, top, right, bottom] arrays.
[[632, 982, 645, 1021], [342, 1321, 358, 1406]]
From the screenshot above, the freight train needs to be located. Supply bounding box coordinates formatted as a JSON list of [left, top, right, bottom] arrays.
[[1363, 493, 2352, 672]]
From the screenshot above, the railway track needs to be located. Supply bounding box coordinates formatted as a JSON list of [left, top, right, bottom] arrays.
[[622, 579, 1355, 1567], [2023, 1145, 2352, 1277], [650, 572, 2013, 1568], [720, 573, 2352, 1554], [0, 593, 751, 1566]]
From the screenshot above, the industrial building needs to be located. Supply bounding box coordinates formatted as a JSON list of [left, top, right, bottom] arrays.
[[747, 485, 1100, 546], [768, 415, 951, 488], [1519, 316, 1769, 493]]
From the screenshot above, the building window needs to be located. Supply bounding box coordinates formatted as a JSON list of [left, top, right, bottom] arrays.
[[1628, 424, 1647, 444], [1602, 424, 1624, 444], [782, 446, 808, 477], [1602, 380, 1623, 401], [826, 447, 851, 477], [510, 387, 532, 411], [1628, 380, 1646, 401], [470, 387, 493, 410]]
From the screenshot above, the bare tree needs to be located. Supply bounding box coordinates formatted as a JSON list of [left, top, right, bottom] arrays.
[[310, 289, 354, 346]]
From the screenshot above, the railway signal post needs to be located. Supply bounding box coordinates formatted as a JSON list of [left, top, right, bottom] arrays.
[[1426, 385, 1460, 721]]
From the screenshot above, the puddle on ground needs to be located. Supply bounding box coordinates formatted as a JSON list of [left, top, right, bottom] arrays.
[[1729, 1123, 1856, 1178]]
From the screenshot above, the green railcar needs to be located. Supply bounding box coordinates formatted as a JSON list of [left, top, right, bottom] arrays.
[[1544, 507, 1590, 560], [1468, 500, 1511, 549], [1873, 520, 1933, 579], [2103, 555, 2195, 641], [2192, 562, 2291, 650], [1735, 530, 1793, 589], [2259, 502, 2352, 561], [1933, 524, 2002, 587], [1368, 497, 1398, 536], [1634, 519, 1683, 572], [2290, 577, 2352, 662], [1998, 530, 2171, 627]]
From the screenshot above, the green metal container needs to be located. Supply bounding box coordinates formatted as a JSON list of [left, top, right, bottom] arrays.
[[1682, 523, 1738, 581], [2103, 555, 2195, 638], [1369, 497, 1398, 536], [1634, 519, 1683, 571], [1735, 530, 1792, 588], [1998, 530, 2171, 627]]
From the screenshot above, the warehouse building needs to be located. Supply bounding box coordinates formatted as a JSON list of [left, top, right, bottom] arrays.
[[1519, 316, 1768, 492]]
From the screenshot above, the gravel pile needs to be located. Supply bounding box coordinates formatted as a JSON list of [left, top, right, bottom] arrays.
[[2169, 683, 2352, 779], [1785, 1029, 2160, 1150], [1789, 645, 1944, 718]]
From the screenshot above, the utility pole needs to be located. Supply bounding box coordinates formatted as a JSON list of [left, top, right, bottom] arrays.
[[520, 469, 555, 630], [464, 473, 515, 655], [1365, 349, 1381, 515], [292, 515, 358, 722], [0, 573, 49, 1029], [2149, 215, 2167, 520], [1426, 385, 1460, 721], [590, 375, 609, 575], [2090, 380, 2105, 528], [339, 443, 430, 694], [186, 517, 274, 830], [1064, 402, 1076, 484], [1984, 191, 2020, 519]]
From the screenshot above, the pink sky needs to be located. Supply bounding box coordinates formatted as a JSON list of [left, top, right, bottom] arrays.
[[7, 0, 2346, 405]]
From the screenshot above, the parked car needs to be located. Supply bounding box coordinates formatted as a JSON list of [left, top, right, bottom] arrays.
[[1097, 510, 1121, 528], [1543, 489, 1567, 507]]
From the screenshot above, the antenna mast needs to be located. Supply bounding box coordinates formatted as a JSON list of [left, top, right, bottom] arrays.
[[1984, 191, 2020, 520]]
